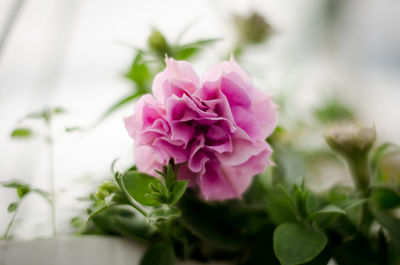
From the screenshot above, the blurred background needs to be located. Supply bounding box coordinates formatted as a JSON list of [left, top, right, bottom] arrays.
[[0, 0, 399, 239]]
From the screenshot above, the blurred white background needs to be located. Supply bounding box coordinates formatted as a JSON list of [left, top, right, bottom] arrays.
[[0, 0, 399, 239]]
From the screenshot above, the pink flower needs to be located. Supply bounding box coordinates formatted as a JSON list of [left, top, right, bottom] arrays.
[[124, 57, 277, 200]]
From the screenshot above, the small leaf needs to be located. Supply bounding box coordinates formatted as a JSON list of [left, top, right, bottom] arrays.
[[11, 128, 33, 138], [53, 107, 66, 114], [168, 180, 188, 204], [2, 180, 27, 189], [273, 222, 327, 265], [8, 202, 18, 212], [70, 217, 84, 228], [140, 241, 175, 265], [17, 186, 30, 199], [308, 205, 346, 220], [122, 171, 163, 206]]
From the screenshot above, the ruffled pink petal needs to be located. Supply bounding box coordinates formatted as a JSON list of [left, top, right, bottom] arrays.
[[153, 58, 199, 103], [134, 145, 165, 176]]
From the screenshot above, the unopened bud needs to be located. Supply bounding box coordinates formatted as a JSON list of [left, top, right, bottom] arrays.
[[234, 12, 272, 45], [325, 123, 376, 158], [96, 181, 119, 200], [148, 30, 169, 56]]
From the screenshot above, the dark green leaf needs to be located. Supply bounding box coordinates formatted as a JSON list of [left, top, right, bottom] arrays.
[[177, 194, 245, 249], [2, 180, 27, 189], [273, 222, 327, 265], [371, 187, 400, 210], [7, 202, 18, 212], [10, 128, 32, 138], [92, 207, 154, 240], [168, 180, 188, 204], [264, 187, 297, 224], [140, 241, 175, 265], [122, 171, 163, 206], [374, 209, 400, 254]]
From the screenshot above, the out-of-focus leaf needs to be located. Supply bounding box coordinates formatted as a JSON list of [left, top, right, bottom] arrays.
[[273, 222, 327, 265], [174, 47, 199, 60], [10, 128, 33, 138], [308, 205, 346, 220], [140, 241, 175, 265], [7, 202, 18, 212], [371, 187, 400, 210], [178, 194, 245, 250], [373, 209, 400, 254], [332, 236, 378, 265], [314, 99, 354, 123], [124, 52, 150, 87], [96, 93, 143, 124], [70, 217, 84, 228], [92, 207, 154, 240]]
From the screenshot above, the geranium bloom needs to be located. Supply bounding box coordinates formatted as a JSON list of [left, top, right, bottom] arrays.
[[124, 57, 277, 200]]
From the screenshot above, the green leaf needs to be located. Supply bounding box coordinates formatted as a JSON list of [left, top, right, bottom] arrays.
[[7, 202, 18, 212], [168, 180, 188, 204], [273, 222, 327, 265], [122, 171, 163, 206], [373, 209, 400, 254], [96, 93, 143, 124], [91, 207, 154, 240], [147, 207, 181, 223], [17, 186, 30, 199], [371, 187, 400, 210], [174, 47, 199, 60], [2, 180, 27, 189], [70, 217, 84, 228], [10, 128, 33, 138], [371, 143, 398, 171], [308, 205, 346, 220], [125, 52, 150, 86], [140, 241, 175, 265], [264, 187, 297, 224]]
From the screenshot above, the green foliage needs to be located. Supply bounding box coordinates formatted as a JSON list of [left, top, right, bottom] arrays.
[[273, 222, 327, 265], [122, 171, 164, 206], [371, 187, 400, 210], [10, 128, 32, 138], [314, 98, 354, 123]]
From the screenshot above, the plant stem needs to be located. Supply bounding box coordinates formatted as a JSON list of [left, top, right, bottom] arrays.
[[47, 111, 57, 237], [346, 153, 371, 232], [3, 207, 19, 240]]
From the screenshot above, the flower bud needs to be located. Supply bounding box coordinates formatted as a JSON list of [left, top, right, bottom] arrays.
[[148, 30, 170, 56], [234, 12, 272, 45], [325, 123, 376, 158], [325, 123, 376, 193]]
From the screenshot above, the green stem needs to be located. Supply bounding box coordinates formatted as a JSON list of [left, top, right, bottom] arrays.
[[346, 153, 371, 232], [47, 112, 57, 237], [3, 207, 19, 240]]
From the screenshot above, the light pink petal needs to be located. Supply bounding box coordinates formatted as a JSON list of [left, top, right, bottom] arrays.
[[252, 90, 278, 137], [134, 145, 165, 176], [153, 57, 199, 103], [202, 56, 251, 85]]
